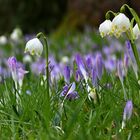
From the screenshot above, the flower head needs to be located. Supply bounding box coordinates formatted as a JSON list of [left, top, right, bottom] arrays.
[[133, 24, 140, 39], [0, 35, 7, 45], [60, 82, 79, 100], [63, 65, 70, 84], [123, 100, 133, 121], [25, 38, 43, 56], [10, 28, 22, 43], [75, 54, 88, 83], [111, 13, 130, 38], [8, 56, 17, 72], [99, 20, 112, 37], [95, 53, 103, 79]]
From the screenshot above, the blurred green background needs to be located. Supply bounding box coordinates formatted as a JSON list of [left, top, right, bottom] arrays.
[[0, 0, 139, 35]]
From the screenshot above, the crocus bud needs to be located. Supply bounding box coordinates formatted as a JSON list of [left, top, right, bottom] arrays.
[[8, 56, 18, 89], [117, 60, 123, 82], [99, 20, 112, 37], [92, 69, 97, 87], [63, 66, 70, 84], [123, 100, 133, 121], [8, 56, 17, 72], [112, 13, 130, 37], [123, 54, 129, 69], [0, 35, 7, 45], [17, 67, 28, 88], [133, 24, 140, 39], [75, 54, 88, 83], [95, 53, 103, 80], [25, 38, 43, 56], [121, 100, 133, 129]]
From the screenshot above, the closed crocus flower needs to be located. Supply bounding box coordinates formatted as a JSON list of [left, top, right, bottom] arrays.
[[112, 13, 130, 37], [99, 20, 112, 37], [95, 53, 103, 80], [63, 65, 70, 84], [133, 24, 140, 39], [121, 100, 133, 129], [25, 38, 43, 56]]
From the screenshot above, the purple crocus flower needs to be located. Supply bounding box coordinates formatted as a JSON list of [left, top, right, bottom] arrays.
[[121, 100, 133, 130], [92, 69, 97, 87], [126, 41, 138, 78], [7, 56, 28, 90], [123, 54, 129, 69], [17, 67, 28, 88], [8, 56, 17, 72], [95, 53, 103, 80], [117, 60, 123, 82], [60, 82, 79, 100], [8, 57, 18, 87], [75, 54, 88, 83], [123, 100, 133, 121], [75, 69, 82, 82], [104, 58, 116, 72], [63, 66, 70, 84]]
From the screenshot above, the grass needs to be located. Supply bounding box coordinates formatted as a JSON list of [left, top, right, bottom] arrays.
[[0, 31, 140, 139]]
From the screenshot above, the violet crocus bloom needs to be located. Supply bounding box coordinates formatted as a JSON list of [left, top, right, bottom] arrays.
[[123, 100, 133, 121], [123, 54, 129, 69], [126, 41, 138, 78], [92, 69, 97, 87], [63, 66, 70, 84], [8, 56, 17, 72], [95, 53, 103, 80], [75, 69, 82, 82], [117, 60, 123, 82], [60, 82, 79, 100], [8, 56, 28, 90], [121, 100, 133, 129], [75, 54, 88, 83], [8, 57, 18, 87], [17, 67, 28, 88]]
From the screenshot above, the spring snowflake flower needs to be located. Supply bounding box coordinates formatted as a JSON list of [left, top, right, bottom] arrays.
[[133, 24, 140, 39], [10, 28, 22, 43], [0, 35, 7, 45], [111, 13, 130, 38], [25, 38, 43, 56], [99, 20, 112, 37]]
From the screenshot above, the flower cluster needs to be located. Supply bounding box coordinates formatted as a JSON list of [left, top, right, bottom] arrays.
[[99, 13, 140, 39]]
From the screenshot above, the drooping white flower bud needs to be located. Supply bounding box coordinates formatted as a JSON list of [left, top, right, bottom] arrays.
[[0, 35, 7, 45], [133, 24, 140, 39], [112, 13, 130, 37], [23, 55, 32, 63], [10, 28, 22, 43], [25, 38, 43, 56], [99, 20, 112, 37]]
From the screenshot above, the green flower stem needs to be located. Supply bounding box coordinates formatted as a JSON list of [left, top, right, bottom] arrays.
[[129, 40, 140, 76], [37, 32, 50, 126]]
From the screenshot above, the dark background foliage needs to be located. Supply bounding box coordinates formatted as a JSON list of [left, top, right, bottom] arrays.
[[0, 0, 139, 35]]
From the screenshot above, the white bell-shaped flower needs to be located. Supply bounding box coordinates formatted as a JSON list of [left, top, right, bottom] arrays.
[[25, 38, 43, 56], [0, 35, 7, 45], [99, 20, 112, 37], [133, 24, 140, 39], [112, 13, 130, 35], [10, 28, 22, 43]]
